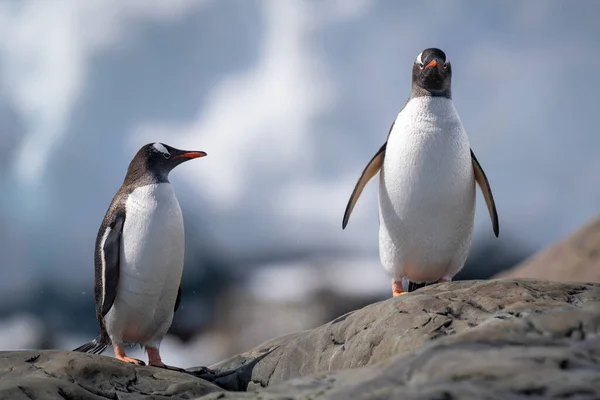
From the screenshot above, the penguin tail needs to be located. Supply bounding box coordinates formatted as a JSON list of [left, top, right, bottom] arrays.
[[73, 335, 109, 355]]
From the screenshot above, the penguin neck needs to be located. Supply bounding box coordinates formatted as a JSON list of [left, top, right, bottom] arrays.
[[410, 83, 452, 100], [123, 158, 170, 188]]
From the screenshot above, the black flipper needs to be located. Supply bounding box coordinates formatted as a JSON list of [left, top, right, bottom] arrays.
[[342, 143, 387, 229], [101, 213, 125, 317], [174, 282, 183, 313], [471, 149, 499, 237], [342, 119, 398, 230]]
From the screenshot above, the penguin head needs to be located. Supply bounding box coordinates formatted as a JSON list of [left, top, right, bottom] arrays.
[[412, 48, 452, 96], [125, 142, 207, 183], [145, 142, 207, 174]]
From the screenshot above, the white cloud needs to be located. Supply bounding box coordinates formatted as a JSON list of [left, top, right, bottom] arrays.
[[0, 0, 208, 186], [133, 0, 337, 211], [2, 0, 600, 290], [313, 0, 375, 22]]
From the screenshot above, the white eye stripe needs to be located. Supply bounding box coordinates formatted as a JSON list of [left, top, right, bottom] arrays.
[[416, 52, 423, 65], [152, 142, 170, 157]]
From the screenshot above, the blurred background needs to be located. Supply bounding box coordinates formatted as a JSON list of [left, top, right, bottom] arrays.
[[1, 0, 599, 368]]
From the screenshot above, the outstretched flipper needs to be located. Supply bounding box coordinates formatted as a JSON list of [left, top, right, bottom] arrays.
[[342, 143, 387, 229], [342, 119, 400, 229], [471, 148, 499, 237]]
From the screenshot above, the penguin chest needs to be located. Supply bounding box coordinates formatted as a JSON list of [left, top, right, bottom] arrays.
[[108, 183, 185, 343], [378, 97, 475, 280]]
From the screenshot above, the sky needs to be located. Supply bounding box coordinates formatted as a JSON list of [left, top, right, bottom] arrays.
[[1, 0, 600, 302]]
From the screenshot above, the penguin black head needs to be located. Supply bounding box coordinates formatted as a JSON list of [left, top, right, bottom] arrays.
[[124, 142, 207, 185], [412, 48, 452, 98]]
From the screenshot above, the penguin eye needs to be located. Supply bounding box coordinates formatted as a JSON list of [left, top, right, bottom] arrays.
[[443, 61, 449, 70], [418, 62, 424, 69], [162, 153, 171, 159]]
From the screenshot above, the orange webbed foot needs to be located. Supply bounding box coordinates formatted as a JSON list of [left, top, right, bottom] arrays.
[[119, 356, 146, 366], [113, 344, 146, 365], [392, 281, 408, 297], [146, 346, 185, 372]]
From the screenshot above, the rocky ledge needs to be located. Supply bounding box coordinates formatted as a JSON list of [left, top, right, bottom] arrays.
[[1, 278, 599, 399], [496, 216, 600, 283]]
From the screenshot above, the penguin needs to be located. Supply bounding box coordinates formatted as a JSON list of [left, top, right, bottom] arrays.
[[342, 48, 499, 297], [73, 142, 207, 371]]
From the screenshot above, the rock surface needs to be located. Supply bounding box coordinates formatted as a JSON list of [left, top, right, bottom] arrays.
[[203, 278, 600, 392], [201, 303, 600, 400], [2, 279, 600, 399], [496, 215, 600, 283], [0, 350, 222, 399]]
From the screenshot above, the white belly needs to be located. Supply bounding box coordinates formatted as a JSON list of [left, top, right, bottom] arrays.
[[378, 96, 476, 283], [105, 183, 185, 347]]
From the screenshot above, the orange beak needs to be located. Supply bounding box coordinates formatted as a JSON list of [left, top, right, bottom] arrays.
[[425, 59, 437, 69], [174, 151, 207, 159]]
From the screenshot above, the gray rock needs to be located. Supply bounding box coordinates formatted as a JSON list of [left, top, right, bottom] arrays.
[[199, 303, 600, 400], [0, 350, 222, 399], [496, 216, 600, 283], [2, 279, 599, 400], [197, 279, 600, 400], [204, 279, 600, 392]]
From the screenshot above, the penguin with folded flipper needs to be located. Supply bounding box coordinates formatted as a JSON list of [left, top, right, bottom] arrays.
[[74, 142, 207, 371]]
